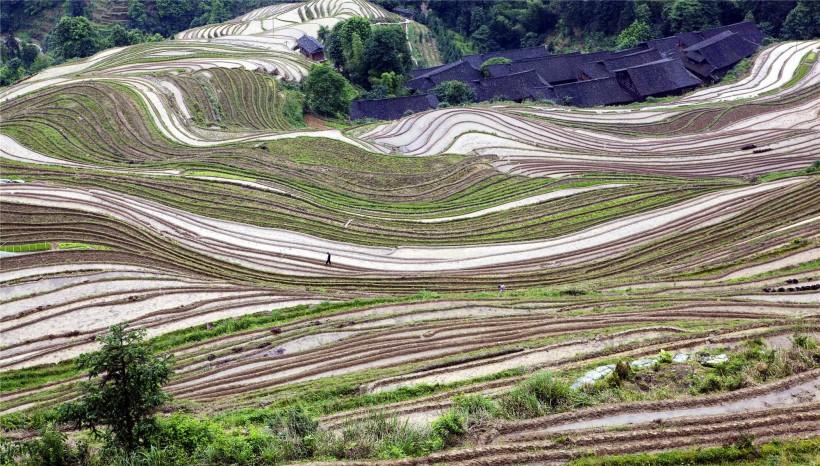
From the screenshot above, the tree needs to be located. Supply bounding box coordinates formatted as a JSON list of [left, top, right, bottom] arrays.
[[616, 19, 653, 50], [20, 42, 40, 68], [471, 25, 497, 53], [127, 0, 148, 30], [362, 26, 412, 79], [59, 324, 173, 453], [781, 2, 818, 40], [303, 64, 354, 117], [664, 0, 718, 34], [369, 71, 404, 96], [50, 15, 99, 59], [432, 80, 475, 106], [4, 32, 20, 59]]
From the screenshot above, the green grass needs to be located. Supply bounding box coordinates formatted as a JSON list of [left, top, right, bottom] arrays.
[[567, 438, 820, 465], [183, 171, 257, 182], [0, 242, 51, 252]]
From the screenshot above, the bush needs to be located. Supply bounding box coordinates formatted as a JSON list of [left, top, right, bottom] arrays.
[[316, 413, 433, 459], [523, 372, 571, 410], [430, 409, 466, 448], [431, 80, 475, 106], [479, 57, 511, 76], [267, 406, 317, 460], [23, 423, 82, 466], [499, 372, 572, 418]]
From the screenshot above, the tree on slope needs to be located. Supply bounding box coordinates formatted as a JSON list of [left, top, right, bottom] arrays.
[[304, 64, 355, 117], [60, 324, 173, 453], [50, 15, 99, 59], [663, 0, 719, 34], [781, 2, 820, 40]]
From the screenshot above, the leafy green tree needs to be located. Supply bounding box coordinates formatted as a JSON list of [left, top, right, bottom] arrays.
[[50, 15, 99, 59], [20, 42, 40, 68], [432, 80, 475, 106], [616, 19, 653, 49], [4, 32, 21, 59], [28, 53, 53, 73], [59, 324, 173, 453], [190, 0, 231, 29], [0, 57, 24, 85], [155, 0, 196, 34], [369, 71, 405, 96], [664, 0, 718, 34], [781, 2, 819, 40], [471, 25, 497, 53], [362, 26, 411, 79], [519, 32, 544, 48], [325, 16, 371, 72], [127, 0, 148, 30], [469, 6, 486, 35], [303, 64, 355, 117]]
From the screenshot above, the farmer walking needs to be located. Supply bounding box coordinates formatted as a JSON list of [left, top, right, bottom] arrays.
[[326, 252, 331, 266]]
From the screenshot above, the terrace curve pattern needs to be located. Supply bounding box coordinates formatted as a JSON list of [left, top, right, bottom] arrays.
[[1, 1, 819, 463]]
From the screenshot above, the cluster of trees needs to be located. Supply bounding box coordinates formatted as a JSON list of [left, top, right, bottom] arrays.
[[375, 0, 820, 62], [302, 17, 414, 117], [49, 15, 163, 60], [0, 34, 48, 86], [320, 17, 412, 90], [0, 0, 277, 41]]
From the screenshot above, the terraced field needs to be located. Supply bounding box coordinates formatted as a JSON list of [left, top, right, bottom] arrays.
[[0, 4, 818, 463]]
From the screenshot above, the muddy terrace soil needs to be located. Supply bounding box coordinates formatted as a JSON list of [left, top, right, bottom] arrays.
[[0, 20, 818, 465]]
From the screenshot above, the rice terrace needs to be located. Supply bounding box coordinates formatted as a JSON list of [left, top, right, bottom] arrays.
[[0, 0, 819, 464]]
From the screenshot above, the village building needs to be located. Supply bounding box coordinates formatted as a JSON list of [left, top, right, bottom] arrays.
[[295, 35, 325, 62], [354, 22, 763, 119], [350, 94, 439, 120]]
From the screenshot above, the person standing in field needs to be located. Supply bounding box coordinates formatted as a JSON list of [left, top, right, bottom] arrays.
[[326, 253, 331, 265]]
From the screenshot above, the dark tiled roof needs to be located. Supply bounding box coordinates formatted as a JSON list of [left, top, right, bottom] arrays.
[[645, 21, 763, 58], [578, 61, 612, 80], [473, 70, 550, 102], [703, 21, 764, 45], [619, 58, 701, 97], [683, 31, 758, 77], [350, 94, 439, 120], [406, 60, 482, 92], [553, 77, 636, 107], [297, 35, 323, 54], [411, 64, 446, 78], [603, 48, 663, 71], [487, 51, 612, 84], [462, 46, 551, 67]]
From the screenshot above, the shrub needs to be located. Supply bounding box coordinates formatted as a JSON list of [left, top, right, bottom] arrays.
[[525, 372, 571, 410], [499, 372, 572, 418], [610, 360, 632, 387], [479, 57, 511, 76], [267, 406, 317, 460], [499, 388, 541, 418], [658, 350, 674, 363], [792, 333, 818, 350], [23, 423, 80, 466], [430, 409, 466, 448], [431, 80, 475, 106], [316, 413, 432, 459]]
